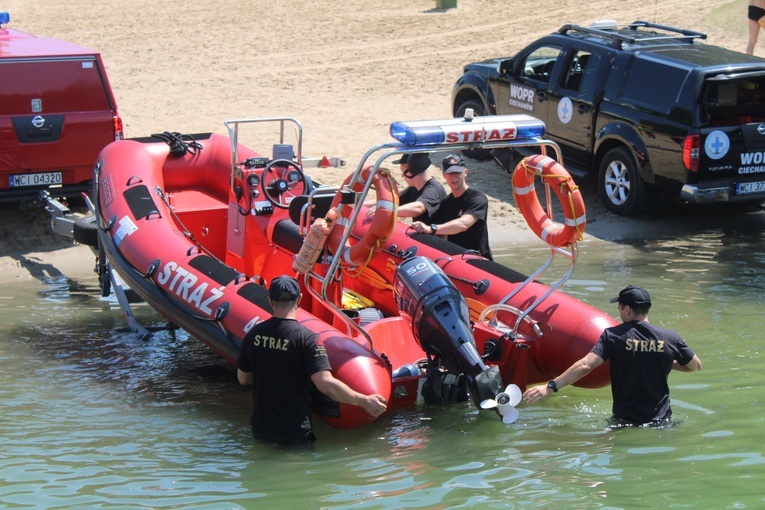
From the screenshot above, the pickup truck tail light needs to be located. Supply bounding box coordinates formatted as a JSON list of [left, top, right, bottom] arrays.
[[682, 135, 700, 172], [112, 112, 125, 140], [113, 113, 124, 141]]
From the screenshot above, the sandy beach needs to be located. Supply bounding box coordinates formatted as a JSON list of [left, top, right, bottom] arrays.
[[2, 0, 759, 281]]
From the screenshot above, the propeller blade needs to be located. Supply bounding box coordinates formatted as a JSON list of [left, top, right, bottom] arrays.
[[480, 399, 498, 409], [507, 384, 522, 407], [502, 407, 519, 424]]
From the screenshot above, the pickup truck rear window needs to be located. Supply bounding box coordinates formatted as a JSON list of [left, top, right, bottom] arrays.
[[0, 58, 112, 114], [703, 75, 765, 124]]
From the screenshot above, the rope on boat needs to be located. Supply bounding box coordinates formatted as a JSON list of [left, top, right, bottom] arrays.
[[151, 131, 204, 157]]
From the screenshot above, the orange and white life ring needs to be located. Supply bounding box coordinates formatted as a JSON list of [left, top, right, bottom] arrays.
[[327, 165, 398, 268], [512, 154, 586, 247]]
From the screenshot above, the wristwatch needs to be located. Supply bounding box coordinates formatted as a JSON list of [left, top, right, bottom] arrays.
[[547, 380, 559, 393], [430, 224, 438, 234]]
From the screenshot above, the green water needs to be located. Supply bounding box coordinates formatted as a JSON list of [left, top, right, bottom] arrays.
[[1, 225, 763, 508]]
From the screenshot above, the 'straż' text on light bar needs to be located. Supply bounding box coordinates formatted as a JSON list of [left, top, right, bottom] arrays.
[[389, 114, 546, 147]]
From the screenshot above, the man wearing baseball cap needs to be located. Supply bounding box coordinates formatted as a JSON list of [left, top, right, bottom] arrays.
[[411, 154, 493, 260], [366, 153, 446, 224], [523, 285, 702, 427], [237, 275, 387, 443]]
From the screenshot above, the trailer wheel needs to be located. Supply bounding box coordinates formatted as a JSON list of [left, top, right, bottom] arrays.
[[72, 215, 99, 247]]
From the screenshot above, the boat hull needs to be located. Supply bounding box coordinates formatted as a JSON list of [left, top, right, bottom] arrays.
[[96, 136, 394, 428]]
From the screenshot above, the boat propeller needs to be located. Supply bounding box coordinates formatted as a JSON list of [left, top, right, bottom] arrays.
[[480, 384, 522, 424]]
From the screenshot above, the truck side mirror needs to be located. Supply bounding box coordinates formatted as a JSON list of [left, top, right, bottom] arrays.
[[498, 59, 513, 76]]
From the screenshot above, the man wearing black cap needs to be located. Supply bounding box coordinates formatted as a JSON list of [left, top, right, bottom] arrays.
[[523, 285, 702, 427], [366, 153, 446, 224], [236, 275, 387, 443], [411, 153, 493, 260]]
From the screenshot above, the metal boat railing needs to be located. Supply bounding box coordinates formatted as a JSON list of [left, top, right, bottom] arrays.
[[224, 117, 304, 192]]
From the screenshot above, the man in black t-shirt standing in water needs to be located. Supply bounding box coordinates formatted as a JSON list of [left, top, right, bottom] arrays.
[[523, 285, 702, 427], [236, 276, 387, 444], [411, 154, 493, 260]]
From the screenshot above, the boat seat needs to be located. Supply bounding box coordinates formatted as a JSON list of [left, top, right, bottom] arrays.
[[288, 193, 334, 225], [276, 187, 337, 256], [273, 219, 304, 255]]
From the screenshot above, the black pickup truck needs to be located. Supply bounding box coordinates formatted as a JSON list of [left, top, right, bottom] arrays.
[[452, 21, 765, 215]]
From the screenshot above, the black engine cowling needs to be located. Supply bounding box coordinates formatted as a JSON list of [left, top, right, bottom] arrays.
[[393, 256, 502, 407]]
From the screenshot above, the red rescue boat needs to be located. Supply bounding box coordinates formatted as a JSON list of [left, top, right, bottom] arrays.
[[87, 115, 616, 428]]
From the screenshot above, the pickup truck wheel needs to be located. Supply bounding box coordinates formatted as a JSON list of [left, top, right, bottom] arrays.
[[72, 215, 99, 247], [455, 99, 493, 161], [598, 148, 644, 216]]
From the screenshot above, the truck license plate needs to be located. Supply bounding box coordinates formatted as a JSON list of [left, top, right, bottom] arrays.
[[9, 171, 63, 187]]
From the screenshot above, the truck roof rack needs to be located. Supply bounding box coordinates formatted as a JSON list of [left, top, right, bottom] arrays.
[[557, 23, 635, 47], [627, 21, 707, 40], [558, 20, 707, 49]]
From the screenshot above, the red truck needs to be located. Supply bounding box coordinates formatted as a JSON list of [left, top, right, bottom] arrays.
[[0, 11, 122, 206]]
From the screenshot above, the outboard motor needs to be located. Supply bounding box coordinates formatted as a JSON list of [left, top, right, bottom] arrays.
[[394, 256, 503, 408]]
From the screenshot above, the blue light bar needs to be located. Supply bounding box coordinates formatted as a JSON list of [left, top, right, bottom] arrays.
[[0, 12, 10, 26], [390, 114, 546, 147]]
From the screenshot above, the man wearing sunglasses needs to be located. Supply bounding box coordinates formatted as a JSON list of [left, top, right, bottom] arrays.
[[366, 153, 446, 224], [412, 154, 493, 260]]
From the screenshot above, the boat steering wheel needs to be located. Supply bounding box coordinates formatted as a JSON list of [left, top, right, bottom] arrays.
[[261, 159, 307, 209]]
